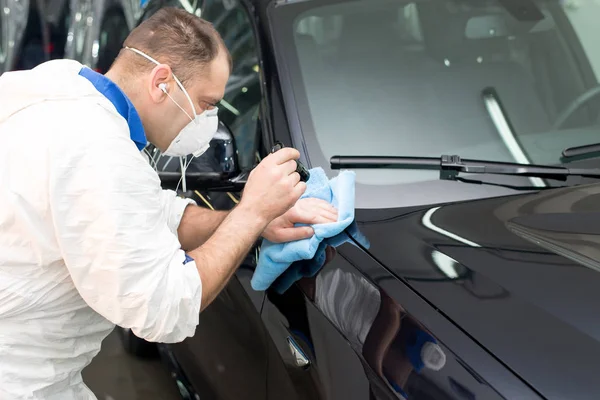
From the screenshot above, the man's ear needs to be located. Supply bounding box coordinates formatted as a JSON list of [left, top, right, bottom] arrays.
[[149, 64, 173, 103]]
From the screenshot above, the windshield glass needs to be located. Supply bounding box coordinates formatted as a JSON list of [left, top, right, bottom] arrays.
[[272, 0, 600, 197]]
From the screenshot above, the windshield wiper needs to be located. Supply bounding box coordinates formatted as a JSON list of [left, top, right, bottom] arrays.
[[330, 155, 600, 181], [562, 143, 600, 160]]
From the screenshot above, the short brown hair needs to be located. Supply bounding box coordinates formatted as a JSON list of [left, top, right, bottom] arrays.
[[116, 7, 232, 83]]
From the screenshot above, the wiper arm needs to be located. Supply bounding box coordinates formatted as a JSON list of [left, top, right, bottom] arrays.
[[330, 155, 600, 181], [562, 143, 600, 160]]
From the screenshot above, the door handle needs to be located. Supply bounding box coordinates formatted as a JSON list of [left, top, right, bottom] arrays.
[[287, 336, 310, 368]]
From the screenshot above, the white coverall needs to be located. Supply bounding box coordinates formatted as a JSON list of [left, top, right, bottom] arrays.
[[0, 60, 202, 399]]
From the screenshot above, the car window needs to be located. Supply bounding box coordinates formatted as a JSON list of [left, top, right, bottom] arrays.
[[278, 0, 600, 188], [564, 0, 600, 80], [202, 0, 262, 171]]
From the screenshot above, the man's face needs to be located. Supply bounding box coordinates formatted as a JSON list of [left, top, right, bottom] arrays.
[[145, 51, 230, 152]]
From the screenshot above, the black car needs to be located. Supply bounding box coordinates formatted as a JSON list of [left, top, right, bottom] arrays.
[[117, 0, 600, 399]]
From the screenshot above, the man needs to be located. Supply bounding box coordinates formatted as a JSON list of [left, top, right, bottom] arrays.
[[0, 8, 337, 399]]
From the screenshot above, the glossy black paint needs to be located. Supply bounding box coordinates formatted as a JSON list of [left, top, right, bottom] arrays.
[[130, 1, 600, 399], [354, 184, 600, 400], [261, 244, 535, 400]]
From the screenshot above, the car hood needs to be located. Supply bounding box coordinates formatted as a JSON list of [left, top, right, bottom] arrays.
[[354, 183, 600, 400]]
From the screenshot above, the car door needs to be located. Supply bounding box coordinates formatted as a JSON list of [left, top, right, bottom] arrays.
[[259, 227, 537, 400], [259, 237, 425, 400]]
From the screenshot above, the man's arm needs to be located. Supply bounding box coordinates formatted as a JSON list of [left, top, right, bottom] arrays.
[[177, 197, 339, 251], [185, 148, 307, 309], [188, 205, 266, 310], [47, 105, 204, 343], [177, 204, 228, 251]]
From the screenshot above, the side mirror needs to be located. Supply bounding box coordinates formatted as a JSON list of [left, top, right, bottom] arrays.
[[156, 121, 248, 192]]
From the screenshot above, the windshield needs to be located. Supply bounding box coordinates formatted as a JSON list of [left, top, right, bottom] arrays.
[[271, 0, 600, 206]]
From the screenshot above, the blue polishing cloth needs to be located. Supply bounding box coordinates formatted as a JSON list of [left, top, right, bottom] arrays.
[[251, 167, 369, 291], [270, 221, 368, 294]]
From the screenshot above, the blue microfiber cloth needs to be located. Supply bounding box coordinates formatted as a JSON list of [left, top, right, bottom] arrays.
[[251, 167, 369, 292], [270, 221, 368, 294]]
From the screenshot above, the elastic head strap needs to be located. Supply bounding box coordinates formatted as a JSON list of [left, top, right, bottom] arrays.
[[125, 46, 198, 120]]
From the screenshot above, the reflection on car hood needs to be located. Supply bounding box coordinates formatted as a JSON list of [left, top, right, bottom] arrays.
[[355, 183, 600, 400]]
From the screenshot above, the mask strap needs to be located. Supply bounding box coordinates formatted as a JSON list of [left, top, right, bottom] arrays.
[[125, 46, 198, 120], [171, 74, 198, 120], [125, 46, 161, 65], [162, 89, 194, 122], [180, 157, 187, 193]]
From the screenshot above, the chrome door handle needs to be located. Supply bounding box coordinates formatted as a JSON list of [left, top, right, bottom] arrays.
[[287, 336, 310, 368]]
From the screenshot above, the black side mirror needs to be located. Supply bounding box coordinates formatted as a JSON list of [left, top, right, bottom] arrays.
[[155, 121, 248, 192]]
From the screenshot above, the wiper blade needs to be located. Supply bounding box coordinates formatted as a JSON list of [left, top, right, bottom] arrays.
[[330, 155, 600, 181], [562, 143, 600, 159]]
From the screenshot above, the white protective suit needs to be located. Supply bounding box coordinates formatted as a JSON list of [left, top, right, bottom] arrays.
[[0, 60, 202, 399]]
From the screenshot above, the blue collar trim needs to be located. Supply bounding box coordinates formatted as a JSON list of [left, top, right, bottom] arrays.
[[79, 67, 147, 151]]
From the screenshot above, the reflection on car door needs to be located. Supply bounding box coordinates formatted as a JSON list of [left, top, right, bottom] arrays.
[[261, 241, 396, 400], [260, 234, 512, 399]]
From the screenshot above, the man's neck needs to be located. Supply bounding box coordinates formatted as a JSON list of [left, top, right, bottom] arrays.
[[104, 68, 159, 148]]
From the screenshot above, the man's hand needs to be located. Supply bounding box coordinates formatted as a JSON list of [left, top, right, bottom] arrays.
[[239, 147, 307, 225], [189, 148, 308, 310], [262, 198, 338, 243]]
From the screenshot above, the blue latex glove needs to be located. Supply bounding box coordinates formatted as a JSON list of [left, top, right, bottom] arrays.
[[251, 168, 366, 291]]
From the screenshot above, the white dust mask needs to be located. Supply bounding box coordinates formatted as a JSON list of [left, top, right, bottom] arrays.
[[126, 47, 219, 157]]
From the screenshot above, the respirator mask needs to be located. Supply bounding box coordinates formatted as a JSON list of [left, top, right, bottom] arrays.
[[126, 47, 219, 158]]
